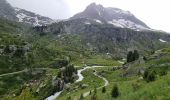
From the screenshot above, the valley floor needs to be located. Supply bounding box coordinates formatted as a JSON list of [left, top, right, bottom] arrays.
[[58, 67, 170, 100], [1, 48, 170, 100]]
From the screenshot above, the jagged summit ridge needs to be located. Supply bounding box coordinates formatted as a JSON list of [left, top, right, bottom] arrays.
[[71, 3, 150, 31]]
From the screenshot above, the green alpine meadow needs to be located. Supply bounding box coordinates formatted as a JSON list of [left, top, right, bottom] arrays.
[[0, 0, 170, 100]]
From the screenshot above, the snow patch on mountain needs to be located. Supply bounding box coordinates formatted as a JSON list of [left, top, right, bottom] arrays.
[[108, 19, 150, 31], [16, 12, 40, 26], [16, 13, 26, 22], [94, 19, 103, 24], [110, 8, 133, 16], [159, 39, 167, 43], [34, 16, 40, 26], [108, 21, 124, 28], [71, 3, 150, 31], [14, 8, 54, 26], [85, 22, 91, 25]]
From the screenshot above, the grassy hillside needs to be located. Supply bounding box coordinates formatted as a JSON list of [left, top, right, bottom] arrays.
[[1, 68, 59, 100], [0, 18, 119, 74], [1, 17, 170, 100], [56, 48, 170, 100], [84, 68, 170, 100], [0, 18, 121, 99]]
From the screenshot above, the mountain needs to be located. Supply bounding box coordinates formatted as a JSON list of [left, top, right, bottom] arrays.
[[1, 2, 170, 100], [49, 21, 169, 55], [14, 8, 54, 26], [0, 0, 18, 21], [44, 3, 170, 56], [0, 0, 54, 26], [71, 3, 150, 31]]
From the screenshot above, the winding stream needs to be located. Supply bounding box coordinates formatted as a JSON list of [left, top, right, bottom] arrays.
[[45, 66, 109, 100], [94, 70, 109, 88], [75, 66, 91, 83], [45, 91, 62, 100], [83, 69, 109, 97]]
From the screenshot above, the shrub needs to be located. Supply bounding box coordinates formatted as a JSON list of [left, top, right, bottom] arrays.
[[143, 56, 147, 61], [111, 84, 120, 98], [147, 71, 156, 82], [58, 64, 77, 83], [133, 50, 139, 61], [80, 93, 84, 100], [53, 59, 69, 68], [127, 50, 139, 63], [66, 96, 71, 100], [102, 86, 106, 93], [89, 90, 92, 95], [127, 51, 133, 62], [143, 69, 156, 82], [159, 66, 168, 76]]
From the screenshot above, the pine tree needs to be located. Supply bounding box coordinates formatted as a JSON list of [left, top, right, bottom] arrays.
[[127, 51, 133, 62], [102, 86, 106, 93], [133, 50, 139, 60], [143, 69, 149, 79], [89, 90, 92, 95], [143, 69, 156, 82], [127, 50, 139, 62], [94, 88, 97, 94], [147, 71, 156, 82], [111, 84, 120, 98]]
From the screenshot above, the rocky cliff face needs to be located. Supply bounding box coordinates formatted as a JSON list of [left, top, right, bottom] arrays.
[[0, 0, 18, 21], [70, 3, 150, 31], [14, 8, 54, 26], [0, 0, 54, 26], [42, 17, 170, 57]]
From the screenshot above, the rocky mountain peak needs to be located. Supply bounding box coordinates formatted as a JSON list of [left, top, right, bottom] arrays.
[[86, 2, 103, 10], [70, 3, 150, 31]]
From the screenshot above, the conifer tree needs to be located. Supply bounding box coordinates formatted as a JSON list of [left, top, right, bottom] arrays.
[[111, 84, 120, 98]]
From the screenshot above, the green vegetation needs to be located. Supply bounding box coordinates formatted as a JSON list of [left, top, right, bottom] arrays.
[[102, 86, 106, 93], [127, 50, 139, 63], [83, 66, 170, 100], [143, 69, 156, 82], [111, 84, 120, 98], [57, 64, 77, 83], [0, 18, 122, 100], [91, 88, 98, 100], [0, 15, 170, 100], [73, 48, 170, 100], [0, 68, 59, 100], [80, 93, 84, 100], [58, 68, 104, 100]]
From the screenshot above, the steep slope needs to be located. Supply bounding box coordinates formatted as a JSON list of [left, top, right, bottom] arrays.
[[0, 0, 54, 26], [0, 0, 18, 21], [46, 18, 170, 57], [71, 3, 150, 31], [14, 8, 54, 26], [0, 18, 94, 74], [43, 3, 170, 56]]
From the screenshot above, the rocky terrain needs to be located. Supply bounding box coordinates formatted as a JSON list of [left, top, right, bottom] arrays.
[[0, 0, 54, 26]]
